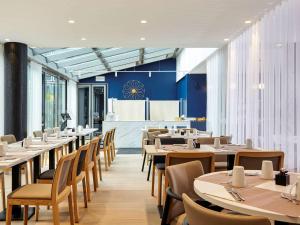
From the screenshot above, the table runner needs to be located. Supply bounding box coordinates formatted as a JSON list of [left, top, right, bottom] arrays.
[[198, 172, 300, 218]]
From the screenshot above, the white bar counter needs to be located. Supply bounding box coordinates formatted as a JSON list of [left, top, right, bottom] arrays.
[[103, 121, 190, 148]]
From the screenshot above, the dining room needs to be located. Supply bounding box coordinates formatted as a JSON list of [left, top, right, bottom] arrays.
[[0, 0, 300, 225]]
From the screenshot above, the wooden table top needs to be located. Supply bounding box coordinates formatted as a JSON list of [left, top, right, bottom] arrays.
[[144, 144, 251, 156], [194, 171, 300, 224], [0, 136, 76, 170]]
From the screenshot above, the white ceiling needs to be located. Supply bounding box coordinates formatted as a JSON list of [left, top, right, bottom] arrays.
[[0, 0, 282, 48]]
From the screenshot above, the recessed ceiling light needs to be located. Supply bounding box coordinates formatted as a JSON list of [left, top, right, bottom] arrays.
[[140, 37, 146, 41], [81, 37, 87, 41], [140, 20, 148, 24], [224, 38, 230, 42], [245, 20, 252, 24], [68, 19, 75, 24], [4, 38, 10, 42]]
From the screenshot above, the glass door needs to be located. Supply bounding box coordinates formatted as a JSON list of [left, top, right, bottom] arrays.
[[78, 86, 91, 127], [92, 85, 106, 133]]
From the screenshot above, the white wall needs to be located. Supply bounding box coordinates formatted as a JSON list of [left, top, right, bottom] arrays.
[[176, 48, 216, 81], [0, 45, 4, 135], [67, 80, 78, 128], [27, 61, 43, 136]]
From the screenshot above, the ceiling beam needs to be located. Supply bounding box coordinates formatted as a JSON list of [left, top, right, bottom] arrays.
[[92, 48, 111, 71], [137, 48, 145, 66], [172, 48, 180, 58]]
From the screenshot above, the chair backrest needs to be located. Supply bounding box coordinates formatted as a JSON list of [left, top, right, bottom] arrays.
[[52, 152, 76, 199], [196, 137, 229, 145], [73, 144, 90, 178], [160, 138, 185, 145], [0, 135, 17, 144], [87, 137, 100, 163], [234, 151, 284, 170], [182, 193, 271, 225], [148, 128, 169, 134], [111, 128, 116, 141], [96, 134, 103, 156], [44, 128, 54, 135], [166, 152, 215, 174], [33, 130, 43, 138], [165, 161, 205, 223]]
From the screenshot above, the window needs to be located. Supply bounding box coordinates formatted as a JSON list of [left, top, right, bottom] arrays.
[[42, 70, 67, 129]]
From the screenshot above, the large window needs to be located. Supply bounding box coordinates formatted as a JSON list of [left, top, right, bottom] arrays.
[[42, 70, 67, 129]]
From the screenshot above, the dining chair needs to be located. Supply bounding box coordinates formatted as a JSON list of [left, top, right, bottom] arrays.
[[85, 137, 100, 201], [234, 151, 284, 170], [161, 161, 218, 225], [0, 134, 31, 184], [101, 131, 111, 170], [55, 146, 64, 167], [37, 145, 89, 223], [94, 135, 104, 181], [110, 128, 116, 161], [44, 128, 54, 135], [196, 137, 230, 171], [152, 138, 186, 204], [33, 130, 43, 138], [182, 193, 271, 225], [6, 153, 76, 225]]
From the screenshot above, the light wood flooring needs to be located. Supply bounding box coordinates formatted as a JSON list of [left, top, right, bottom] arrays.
[[0, 154, 161, 225]]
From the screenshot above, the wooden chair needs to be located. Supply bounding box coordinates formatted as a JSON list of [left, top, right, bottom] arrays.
[[102, 131, 111, 170], [1, 135, 31, 184], [85, 137, 100, 201], [234, 151, 284, 170], [182, 193, 271, 225], [110, 128, 116, 160], [33, 131, 43, 138], [6, 153, 76, 225], [55, 146, 64, 167], [0, 172, 5, 210], [37, 145, 89, 223], [94, 135, 104, 181]]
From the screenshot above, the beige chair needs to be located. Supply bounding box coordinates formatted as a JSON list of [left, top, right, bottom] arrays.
[[161, 161, 214, 225], [182, 193, 271, 225], [234, 151, 284, 170], [33, 131, 43, 138], [6, 153, 76, 225], [1, 135, 31, 184], [37, 145, 89, 223]]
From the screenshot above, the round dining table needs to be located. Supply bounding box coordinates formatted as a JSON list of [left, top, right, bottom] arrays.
[[194, 171, 300, 224]]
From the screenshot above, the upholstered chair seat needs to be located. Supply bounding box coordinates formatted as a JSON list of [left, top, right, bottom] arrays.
[[9, 184, 52, 199]]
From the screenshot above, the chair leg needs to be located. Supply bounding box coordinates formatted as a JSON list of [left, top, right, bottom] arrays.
[[6, 203, 12, 225], [68, 193, 75, 225], [92, 164, 99, 191], [24, 205, 28, 225], [104, 150, 108, 171], [72, 184, 79, 223], [85, 170, 91, 201], [98, 159, 102, 181], [35, 205, 39, 221], [82, 179, 88, 208], [151, 165, 156, 196], [158, 170, 163, 206], [52, 204, 60, 225], [1, 173, 6, 209], [107, 148, 111, 167]]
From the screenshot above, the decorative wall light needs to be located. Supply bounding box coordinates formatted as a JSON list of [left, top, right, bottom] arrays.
[[122, 80, 145, 100]]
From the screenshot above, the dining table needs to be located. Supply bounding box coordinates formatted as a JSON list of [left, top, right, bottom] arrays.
[[194, 170, 300, 225], [60, 128, 98, 149], [157, 132, 211, 139], [143, 144, 256, 181], [0, 136, 76, 221]]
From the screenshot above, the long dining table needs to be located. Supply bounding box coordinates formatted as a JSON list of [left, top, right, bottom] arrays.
[[0, 136, 76, 221], [143, 144, 257, 181], [194, 170, 300, 225], [60, 128, 98, 149]]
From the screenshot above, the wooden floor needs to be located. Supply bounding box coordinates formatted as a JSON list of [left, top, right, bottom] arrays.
[[0, 154, 161, 225]]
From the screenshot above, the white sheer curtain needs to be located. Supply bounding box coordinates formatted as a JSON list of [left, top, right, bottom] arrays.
[[67, 80, 78, 128], [27, 61, 43, 136], [0, 45, 4, 135], [206, 47, 228, 136], [226, 0, 300, 171]]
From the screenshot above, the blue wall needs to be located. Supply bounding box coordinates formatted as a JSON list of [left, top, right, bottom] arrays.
[[79, 59, 177, 100]]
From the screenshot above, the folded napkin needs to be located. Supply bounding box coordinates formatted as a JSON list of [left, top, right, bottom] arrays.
[[194, 180, 236, 201]]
